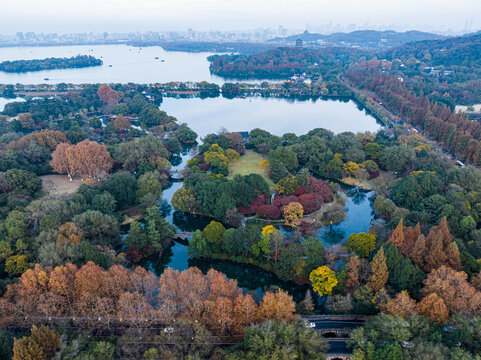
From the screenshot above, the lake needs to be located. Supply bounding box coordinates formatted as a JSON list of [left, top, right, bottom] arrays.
[[161, 96, 383, 137], [0, 44, 264, 85]]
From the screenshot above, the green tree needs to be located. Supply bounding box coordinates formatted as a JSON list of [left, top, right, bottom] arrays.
[[136, 171, 165, 201], [5, 254, 29, 276], [188, 230, 209, 257], [91, 192, 117, 214], [125, 221, 148, 250], [227, 320, 328, 360], [202, 221, 226, 247], [346, 232, 377, 257], [104, 171, 137, 207]]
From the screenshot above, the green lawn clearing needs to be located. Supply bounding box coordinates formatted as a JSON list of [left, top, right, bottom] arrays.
[[228, 150, 275, 191]]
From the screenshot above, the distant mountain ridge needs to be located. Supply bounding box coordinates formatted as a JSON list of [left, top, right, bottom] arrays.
[[270, 30, 447, 49], [381, 32, 481, 67]]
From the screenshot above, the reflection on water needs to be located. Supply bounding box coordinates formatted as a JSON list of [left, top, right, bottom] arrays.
[[317, 187, 374, 245], [161, 96, 383, 137]]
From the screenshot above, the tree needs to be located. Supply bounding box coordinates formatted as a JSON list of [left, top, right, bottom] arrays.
[[51, 140, 113, 179], [97, 84, 120, 105], [275, 177, 299, 195], [73, 210, 119, 247], [226, 149, 240, 162], [18, 113, 34, 130], [136, 171, 166, 201], [125, 221, 148, 252], [13, 325, 60, 360], [49, 142, 72, 179], [57, 222, 83, 245], [343, 161, 361, 177], [275, 244, 301, 280], [417, 293, 449, 323], [188, 230, 209, 258], [346, 232, 376, 257], [309, 266, 338, 297], [92, 192, 117, 214], [259, 160, 270, 169], [382, 291, 418, 318], [113, 115, 131, 130], [283, 202, 304, 226], [258, 290, 296, 322], [104, 171, 137, 207], [171, 187, 199, 213], [368, 248, 388, 292], [228, 320, 328, 360], [5, 255, 29, 276], [345, 255, 361, 293], [421, 266, 481, 315], [379, 145, 414, 172], [389, 219, 405, 249], [364, 142, 381, 159], [202, 221, 226, 247], [5, 169, 41, 195]]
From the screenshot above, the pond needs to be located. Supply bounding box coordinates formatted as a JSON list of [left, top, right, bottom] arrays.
[[137, 146, 375, 307], [137, 95, 380, 306], [318, 187, 375, 245], [160, 96, 383, 137]]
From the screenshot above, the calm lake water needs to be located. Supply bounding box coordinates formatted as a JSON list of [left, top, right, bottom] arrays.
[[0, 44, 259, 85], [161, 96, 383, 137]]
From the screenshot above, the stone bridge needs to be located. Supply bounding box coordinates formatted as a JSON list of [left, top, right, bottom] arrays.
[[173, 232, 192, 245], [326, 354, 351, 360], [318, 328, 351, 339]]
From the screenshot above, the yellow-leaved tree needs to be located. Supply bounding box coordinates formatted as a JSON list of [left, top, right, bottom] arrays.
[[309, 265, 338, 297], [283, 202, 304, 226]]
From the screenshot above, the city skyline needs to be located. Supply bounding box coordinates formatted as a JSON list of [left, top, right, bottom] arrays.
[[1, 0, 479, 34]]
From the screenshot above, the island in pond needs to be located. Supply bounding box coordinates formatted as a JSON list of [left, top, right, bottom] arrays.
[[0, 55, 103, 73]]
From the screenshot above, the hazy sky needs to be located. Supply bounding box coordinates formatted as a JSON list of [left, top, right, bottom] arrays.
[[1, 0, 480, 33]]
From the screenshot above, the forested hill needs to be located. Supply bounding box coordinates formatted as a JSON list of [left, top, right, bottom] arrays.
[[271, 30, 446, 49], [381, 33, 481, 67], [0, 55, 103, 73], [209, 47, 369, 78]]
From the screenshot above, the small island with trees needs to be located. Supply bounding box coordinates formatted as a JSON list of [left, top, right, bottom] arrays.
[[0, 55, 103, 73]]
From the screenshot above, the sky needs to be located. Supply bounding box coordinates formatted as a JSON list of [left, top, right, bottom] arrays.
[[1, 0, 480, 34]]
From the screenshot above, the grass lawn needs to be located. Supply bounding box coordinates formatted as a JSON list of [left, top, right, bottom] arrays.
[[228, 150, 275, 191]]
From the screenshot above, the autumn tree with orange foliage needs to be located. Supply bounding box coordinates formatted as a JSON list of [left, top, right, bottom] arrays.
[[8, 130, 67, 153], [382, 291, 418, 318], [417, 293, 449, 323], [50, 140, 113, 179], [258, 289, 296, 322], [56, 222, 83, 245], [0, 263, 295, 336], [113, 115, 131, 130], [97, 84, 120, 105], [345, 255, 360, 294], [421, 265, 481, 316], [388, 218, 461, 273]]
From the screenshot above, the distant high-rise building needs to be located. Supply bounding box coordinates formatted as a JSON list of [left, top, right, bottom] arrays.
[[15, 32, 24, 41], [295, 38, 303, 48]]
